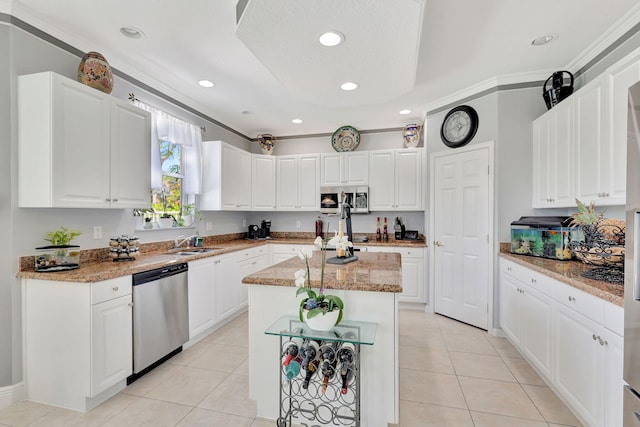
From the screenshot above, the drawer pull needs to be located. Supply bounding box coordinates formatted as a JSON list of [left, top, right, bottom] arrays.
[[531, 278, 536, 284], [568, 296, 575, 302], [593, 334, 597, 341], [112, 286, 119, 291], [128, 302, 134, 307]]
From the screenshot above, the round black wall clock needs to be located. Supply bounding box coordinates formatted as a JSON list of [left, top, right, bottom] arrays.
[[440, 105, 479, 148]]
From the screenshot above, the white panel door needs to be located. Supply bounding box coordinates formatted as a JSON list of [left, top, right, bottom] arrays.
[[110, 100, 151, 208], [575, 77, 607, 204], [607, 54, 640, 205], [433, 146, 490, 329], [215, 255, 237, 322], [369, 151, 394, 210], [277, 156, 298, 209], [521, 285, 553, 378], [552, 99, 575, 206], [188, 258, 216, 339], [53, 77, 111, 207], [221, 144, 238, 209], [91, 295, 132, 396], [321, 153, 342, 186], [297, 154, 319, 210], [236, 150, 253, 209], [395, 149, 422, 210], [344, 152, 369, 185], [532, 113, 552, 207], [252, 155, 276, 210]]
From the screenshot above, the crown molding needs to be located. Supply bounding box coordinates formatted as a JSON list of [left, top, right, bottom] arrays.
[[423, 70, 551, 114], [0, 1, 11, 15], [566, 3, 640, 73]]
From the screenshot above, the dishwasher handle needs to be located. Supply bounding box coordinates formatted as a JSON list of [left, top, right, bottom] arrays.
[[132, 263, 189, 286]]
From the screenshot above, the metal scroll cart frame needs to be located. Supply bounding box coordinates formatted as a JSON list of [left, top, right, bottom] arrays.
[[265, 316, 377, 427]]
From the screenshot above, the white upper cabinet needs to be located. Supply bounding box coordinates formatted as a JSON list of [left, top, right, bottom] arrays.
[[605, 49, 640, 205], [320, 152, 369, 186], [252, 154, 276, 210], [532, 97, 575, 208], [18, 71, 151, 208], [276, 154, 319, 211], [201, 141, 252, 211], [575, 76, 608, 205], [369, 149, 423, 211]]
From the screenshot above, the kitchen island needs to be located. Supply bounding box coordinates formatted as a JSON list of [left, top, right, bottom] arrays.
[[242, 251, 402, 427]]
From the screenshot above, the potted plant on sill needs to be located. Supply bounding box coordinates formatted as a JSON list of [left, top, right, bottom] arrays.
[[295, 234, 350, 331], [156, 189, 176, 228], [35, 226, 82, 272], [178, 203, 202, 227]]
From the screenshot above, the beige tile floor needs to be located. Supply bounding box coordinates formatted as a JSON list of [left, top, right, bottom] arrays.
[[0, 309, 583, 427]]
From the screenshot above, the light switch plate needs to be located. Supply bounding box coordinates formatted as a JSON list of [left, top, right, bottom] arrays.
[[93, 226, 102, 239]]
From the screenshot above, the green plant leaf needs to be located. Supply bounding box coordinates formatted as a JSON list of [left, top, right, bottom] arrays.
[[296, 287, 308, 296], [325, 295, 344, 310], [306, 307, 323, 319], [335, 309, 343, 326]]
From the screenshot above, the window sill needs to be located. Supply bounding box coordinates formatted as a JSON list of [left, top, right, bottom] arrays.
[[134, 225, 197, 232]]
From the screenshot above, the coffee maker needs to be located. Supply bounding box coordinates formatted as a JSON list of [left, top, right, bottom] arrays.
[[259, 219, 271, 239]]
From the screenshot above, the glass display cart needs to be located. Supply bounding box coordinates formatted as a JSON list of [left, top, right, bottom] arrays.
[[265, 316, 377, 427]]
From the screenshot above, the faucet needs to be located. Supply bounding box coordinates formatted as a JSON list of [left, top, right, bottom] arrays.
[[174, 233, 199, 249]]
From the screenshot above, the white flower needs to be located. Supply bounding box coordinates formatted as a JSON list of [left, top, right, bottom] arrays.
[[327, 235, 353, 250], [297, 248, 313, 260], [313, 236, 323, 249], [294, 269, 307, 287]]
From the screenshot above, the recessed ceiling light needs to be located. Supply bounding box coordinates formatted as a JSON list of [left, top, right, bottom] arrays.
[[531, 33, 558, 46], [119, 26, 144, 39], [399, 109, 411, 115], [292, 118, 303, 124], [319, 31, 344, 47], [341, 82, 358, 91], [198, 80, 215, 88], [241, 110, 252, 115]]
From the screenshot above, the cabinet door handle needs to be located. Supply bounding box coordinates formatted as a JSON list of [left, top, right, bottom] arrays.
[[112, 286, 119, 291], [128, 302, 134, 307], [568, 296, 575, 302], [434, 241, 444, 247], [112, 198, 118, 202], [598, 337, 608, 346], [531, 278, 536, 284], [105, 198, 111, 202], [593, 334, 597, 341]]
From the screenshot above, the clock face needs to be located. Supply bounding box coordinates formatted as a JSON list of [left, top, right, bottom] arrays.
[[440, 105, 479, 148]]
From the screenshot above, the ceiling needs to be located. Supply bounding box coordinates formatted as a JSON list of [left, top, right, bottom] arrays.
[[5, 0, 640, 139]]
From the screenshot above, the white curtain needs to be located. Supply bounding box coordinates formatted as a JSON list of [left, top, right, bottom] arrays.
[[133, 101, 202, 194]]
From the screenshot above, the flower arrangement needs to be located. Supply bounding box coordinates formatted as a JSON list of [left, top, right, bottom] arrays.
[[295, 233, 352, 327]]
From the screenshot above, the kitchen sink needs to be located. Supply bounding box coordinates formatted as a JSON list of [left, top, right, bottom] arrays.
[[167, 247, 222, 255]]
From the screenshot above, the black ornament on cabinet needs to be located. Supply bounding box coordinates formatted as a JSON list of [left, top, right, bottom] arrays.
[[440, 105, 479, 148]]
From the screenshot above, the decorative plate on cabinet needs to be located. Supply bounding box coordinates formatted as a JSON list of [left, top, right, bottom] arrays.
[[331, 125, 360, 152]]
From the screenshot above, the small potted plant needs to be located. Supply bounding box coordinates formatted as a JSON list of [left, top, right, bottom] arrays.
[[36, 226, 82, 271], [156, 189, 175, 228], [180, 203, 202, 227], [295, 235, 346, 331]]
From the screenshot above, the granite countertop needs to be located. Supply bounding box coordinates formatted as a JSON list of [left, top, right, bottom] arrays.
[[499, 247, 623, 307], [17, 234, 423, 283], [242, 251, 403, 293]]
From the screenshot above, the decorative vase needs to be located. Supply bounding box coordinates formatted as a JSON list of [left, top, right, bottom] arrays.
[[77, 51, 113, 94], [302, 309, 340, 331], [257, 133, 276, 155], [402, 123, 421, 148], [181, 214, 194, 227]]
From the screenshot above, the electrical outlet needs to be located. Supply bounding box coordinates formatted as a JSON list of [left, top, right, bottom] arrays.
[[242, 219, 247, 227], [296, 221, 301, 229], [93, 226, 102, 239], [206, 221, 213, 231]]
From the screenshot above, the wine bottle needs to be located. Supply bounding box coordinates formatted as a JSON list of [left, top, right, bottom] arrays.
[[337, 342, 356, 394], [284, 357, 301, 381], [383, 217, 389, 241], [319, 341, 338, 363], [300, 339, 320, 370], [302, 359, 319, 389], [320, 359, 337, 394], [376, 217, 381, 242], [282, 335, 303, 367]]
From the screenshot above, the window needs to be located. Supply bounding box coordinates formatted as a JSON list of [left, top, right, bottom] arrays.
[[151, 140, 183, 218]]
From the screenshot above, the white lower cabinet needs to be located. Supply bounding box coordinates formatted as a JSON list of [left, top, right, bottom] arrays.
[[499, 262, 553, 377], [270, 244, 315, 265], [23, 276, 132, 412], [499, 257, 623, 427], [188, 257, 217, 339], [214, 254, 238, 322], [366, 246, 425, 303], [236, 247, 269, 309]]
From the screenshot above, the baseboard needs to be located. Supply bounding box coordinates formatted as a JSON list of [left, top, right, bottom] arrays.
[[490, 328, 506, 337], [398, 301, 427, 311], [0, 382, 24, 410]]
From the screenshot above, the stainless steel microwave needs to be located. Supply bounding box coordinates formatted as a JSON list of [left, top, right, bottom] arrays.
[[320, 186, 369, 214]]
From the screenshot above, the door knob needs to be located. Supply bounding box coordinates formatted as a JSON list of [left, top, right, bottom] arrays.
[[434, 240, 444, 247]]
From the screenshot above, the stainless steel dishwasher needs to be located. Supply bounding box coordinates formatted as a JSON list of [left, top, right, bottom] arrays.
[[130, 262, 189, 381]]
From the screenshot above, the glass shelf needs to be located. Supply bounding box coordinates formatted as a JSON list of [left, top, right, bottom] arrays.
[[265, 315, 376, 345]]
